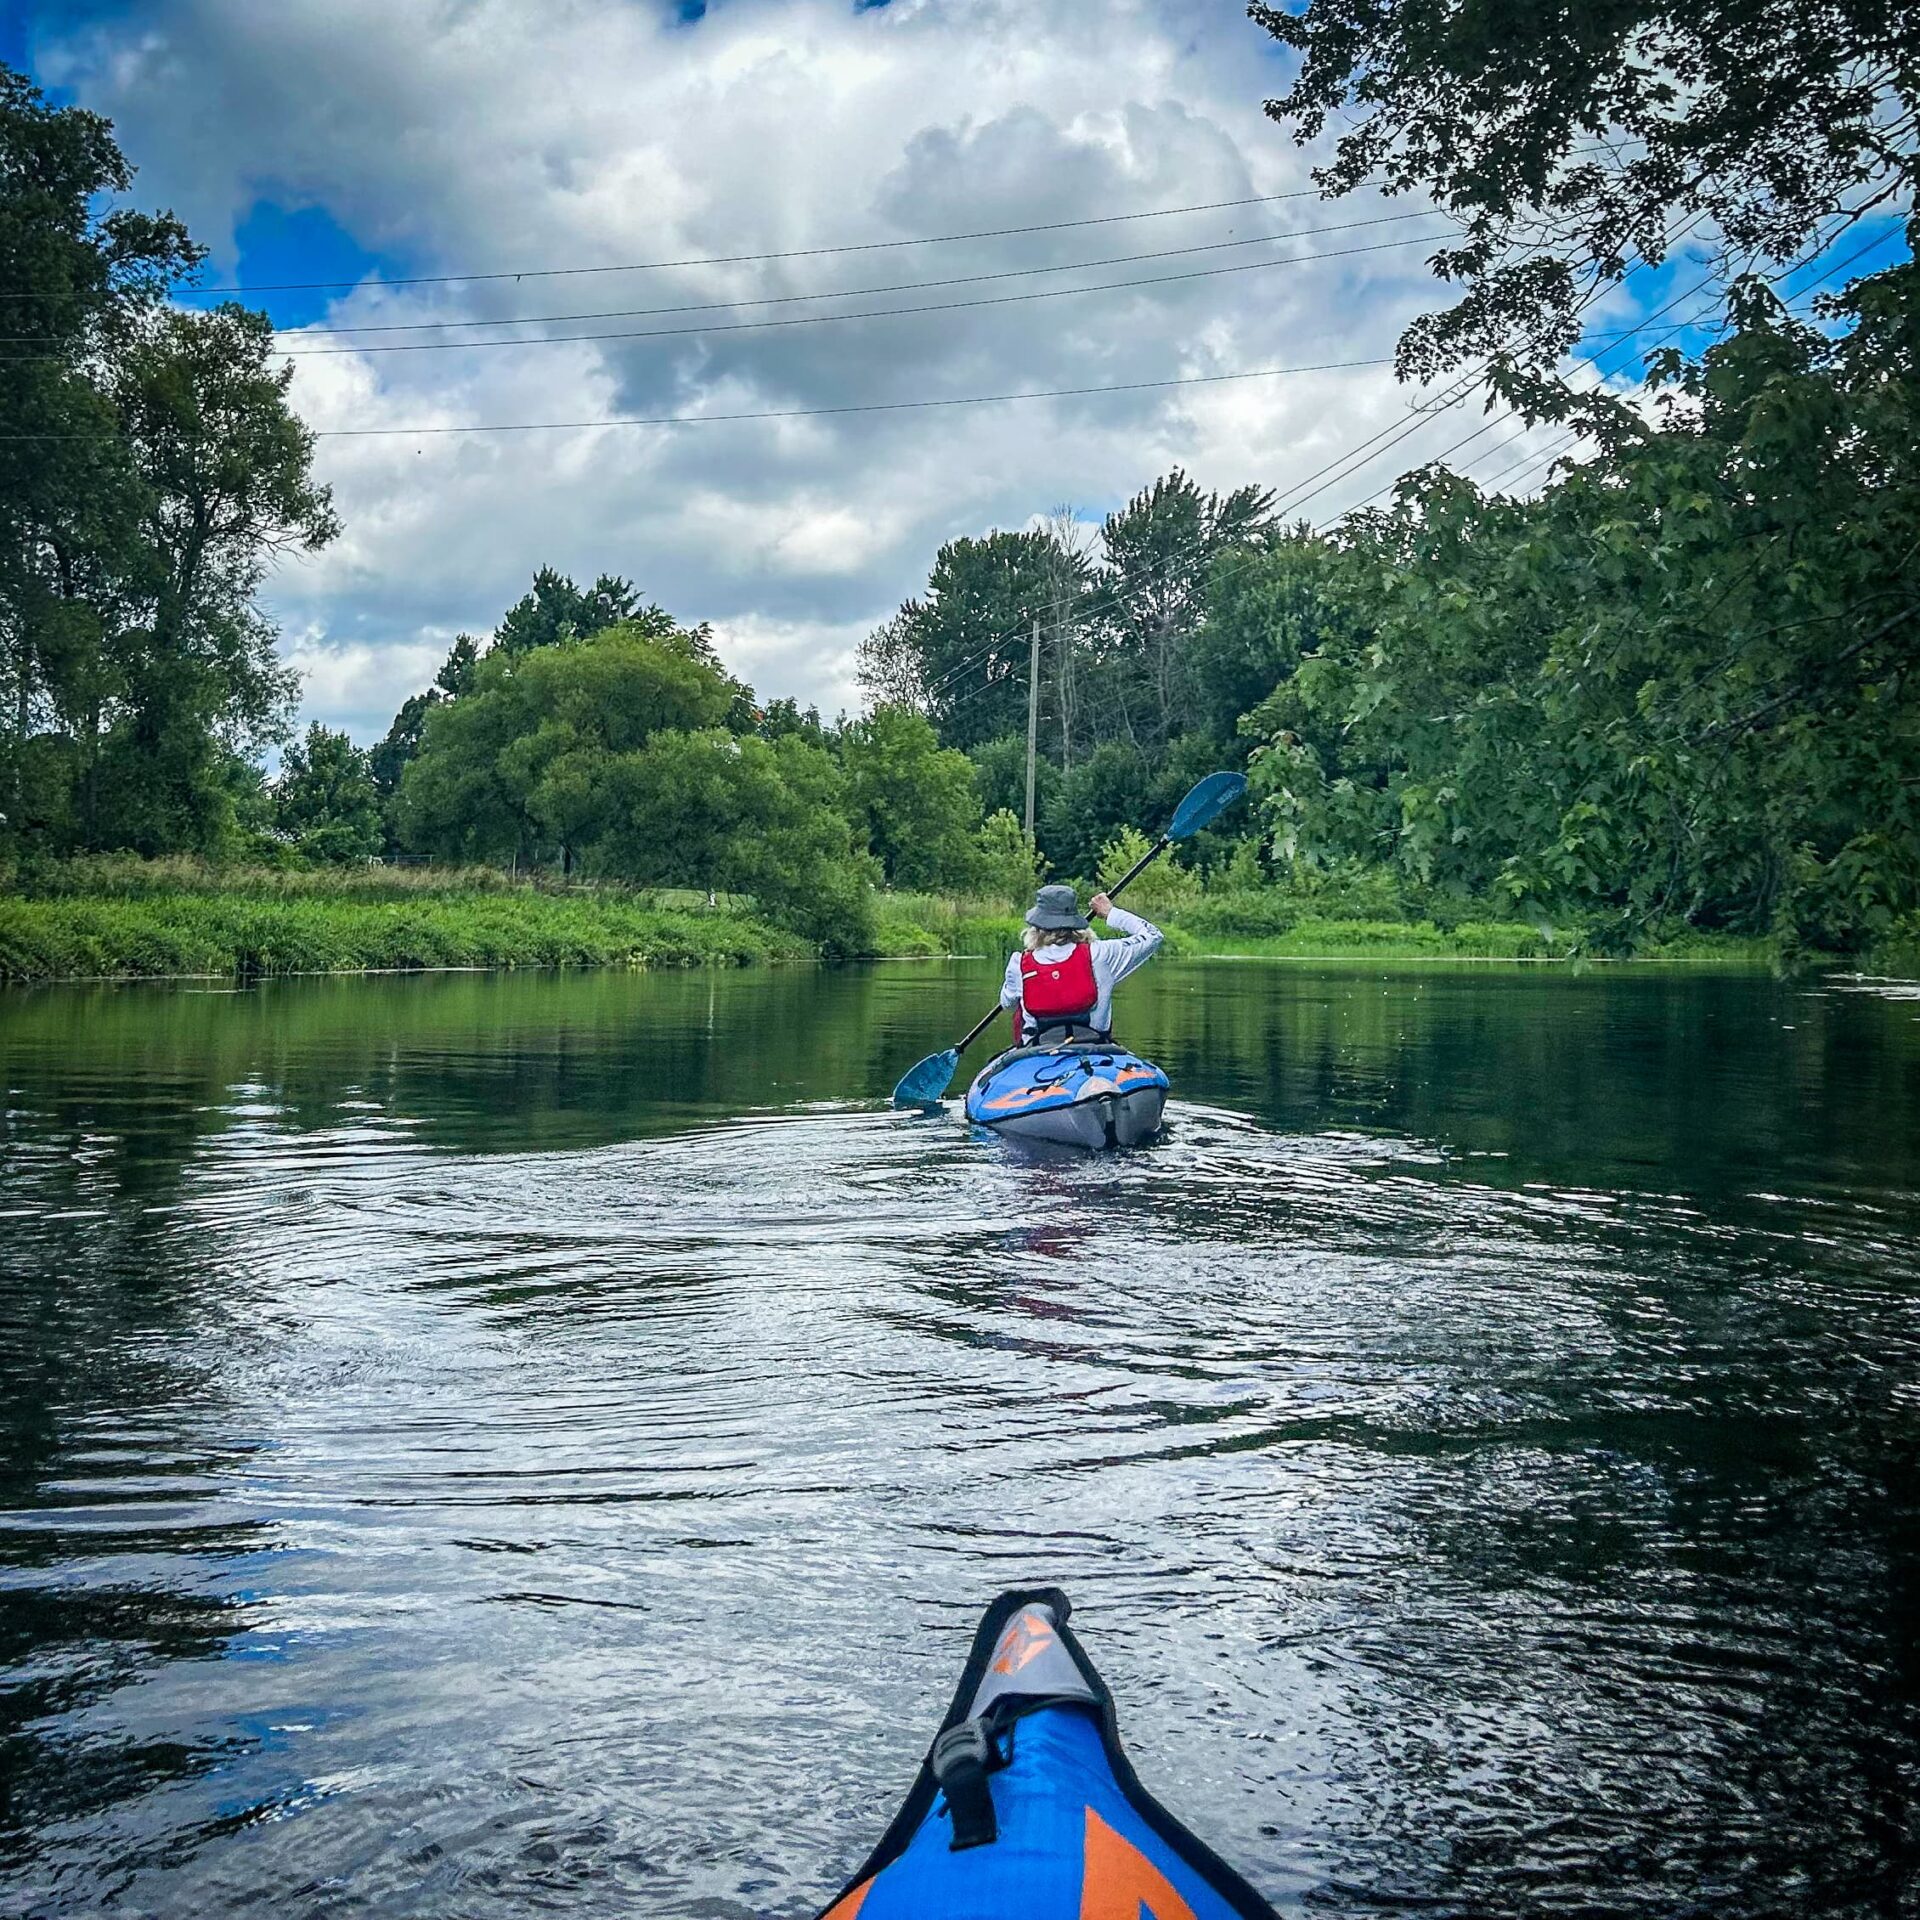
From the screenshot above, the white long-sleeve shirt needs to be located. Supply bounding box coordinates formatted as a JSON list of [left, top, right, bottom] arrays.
[[999, 906, 1163, 1042]]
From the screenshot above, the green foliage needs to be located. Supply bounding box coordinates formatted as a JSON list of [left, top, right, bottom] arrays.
[[0, 66, 332, 865], [857, 473, 1274, 878], [1087, 470, 1276, 752], [594, 728, 877, 956], [1251, 0, 1918, 401], [858, 528, 1065, 749], [968, 732, 1061, 829], [497, 568, 650, 656], [1043, 741, 1155, 881], [972, 808, 1044, 902], [1190, 531, 1350, 750], [840, 704, 982, 889], [1241, 264, 1920, 955], [276, 723, 382, 864], [398, 621, 738, 868], [370, 634, 482, 808], [1095, 824, 1197, 912], [0, 881, 805, 982], [1866, 911, 1920, 979], [757, 695, 830, 747]]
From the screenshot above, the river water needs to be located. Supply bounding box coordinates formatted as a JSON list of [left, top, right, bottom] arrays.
[[1, 960, 1916, 1918]]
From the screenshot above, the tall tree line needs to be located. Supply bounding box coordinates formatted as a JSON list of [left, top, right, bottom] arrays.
[[0, 65, 334, 861]]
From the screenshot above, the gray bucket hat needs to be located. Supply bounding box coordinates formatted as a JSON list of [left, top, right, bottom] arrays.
[[1025, 883, 1088, 932]]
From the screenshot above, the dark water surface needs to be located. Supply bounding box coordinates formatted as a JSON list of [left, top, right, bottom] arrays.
[[2, 961, 1917, 1918]]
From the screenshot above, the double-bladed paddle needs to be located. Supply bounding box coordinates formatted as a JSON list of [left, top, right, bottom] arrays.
[[890, 770, 1248, 1108]]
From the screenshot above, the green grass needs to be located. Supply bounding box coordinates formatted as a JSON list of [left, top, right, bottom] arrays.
[[0, 881, 804, 983], [0, 859, 1809, 982]]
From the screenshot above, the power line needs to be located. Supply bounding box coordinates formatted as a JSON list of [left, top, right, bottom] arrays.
[[160, 189, 1347, 299], [1314, 235, 1730, 520], [1445, 218, 1908, 504], [1259, 220, 1713, 526], [113, 137, 1642, 304], [238, 229, 1455, 360], [139, 209, 1443, 344], [881, 248, 1705, 712], [927, 200, 1896, 692], [0, 358, 1393, 444]]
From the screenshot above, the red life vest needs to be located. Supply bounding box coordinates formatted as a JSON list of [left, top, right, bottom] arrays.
[[1017, 941, 1099, 1041]]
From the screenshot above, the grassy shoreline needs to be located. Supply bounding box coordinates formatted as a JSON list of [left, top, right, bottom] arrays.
[[0, 880, 807, 984], [0, 861, 1811, 983]]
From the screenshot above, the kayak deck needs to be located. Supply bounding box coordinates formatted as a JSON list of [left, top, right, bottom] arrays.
[[962, 1044, 1169, 1149], [819, 1588, 1278, 1919]]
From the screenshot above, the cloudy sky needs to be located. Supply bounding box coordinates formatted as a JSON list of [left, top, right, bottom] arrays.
[[10, 0, 1723, 745]]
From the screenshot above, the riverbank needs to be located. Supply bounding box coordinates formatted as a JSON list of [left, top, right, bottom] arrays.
[[0, 870, 807, 982], [0, 860, 1800, 982], [867, 891, 1779, 965]]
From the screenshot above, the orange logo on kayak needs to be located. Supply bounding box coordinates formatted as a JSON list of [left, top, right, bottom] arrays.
[[1079, 1806, 1197, 1920], [990, 1609, 1055, 1675]]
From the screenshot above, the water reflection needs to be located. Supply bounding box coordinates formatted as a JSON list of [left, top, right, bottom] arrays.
[[1, 962, 1916, 1916]]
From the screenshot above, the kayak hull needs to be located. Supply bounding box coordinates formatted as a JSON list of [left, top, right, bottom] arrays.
[[818, 1587, 1278, 1920], [962, 1045, 1169, 1149]]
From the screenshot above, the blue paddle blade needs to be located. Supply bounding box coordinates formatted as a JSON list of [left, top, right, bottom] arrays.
[[893, 1047, 960, 1108], [1168, 770, 1248, 839]]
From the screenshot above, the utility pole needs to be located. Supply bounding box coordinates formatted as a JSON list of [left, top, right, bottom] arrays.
[[1024, 615, 1041, 836]]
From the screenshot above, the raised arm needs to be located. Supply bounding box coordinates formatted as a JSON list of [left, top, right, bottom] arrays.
[[1090, 896, 1163, 987]]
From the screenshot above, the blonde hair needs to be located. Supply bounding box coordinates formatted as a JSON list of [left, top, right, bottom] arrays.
[[1022, 924, 1093, 952]]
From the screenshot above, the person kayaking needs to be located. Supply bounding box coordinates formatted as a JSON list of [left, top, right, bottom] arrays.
[[1001, 883, 1162, 1048]]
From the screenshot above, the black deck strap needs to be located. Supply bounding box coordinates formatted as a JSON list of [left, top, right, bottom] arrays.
[[929, 1718, 998, 1850]]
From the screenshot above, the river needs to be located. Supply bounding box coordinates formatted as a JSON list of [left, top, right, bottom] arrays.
[[1, 960, 1916, 1917]]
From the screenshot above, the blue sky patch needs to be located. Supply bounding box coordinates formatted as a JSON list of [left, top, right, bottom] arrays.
[[179, 197, 404, 330]]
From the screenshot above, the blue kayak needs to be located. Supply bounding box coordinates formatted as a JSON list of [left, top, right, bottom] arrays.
[[818, 1588, 1278, 1919], [963, 1045, 1169, 1149]]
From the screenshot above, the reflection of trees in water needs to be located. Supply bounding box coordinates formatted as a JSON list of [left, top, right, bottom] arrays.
[[0, 1194, 268, 1864], [0, 1579, 256, 1867], [1120, 964, 1919, 1212]]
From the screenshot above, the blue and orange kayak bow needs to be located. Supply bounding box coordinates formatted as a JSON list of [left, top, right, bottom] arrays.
[[818, 1588, 1278, 1920]]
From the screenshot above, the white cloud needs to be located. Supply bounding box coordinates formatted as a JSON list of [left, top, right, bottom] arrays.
[[43, 0, 1474, 740]]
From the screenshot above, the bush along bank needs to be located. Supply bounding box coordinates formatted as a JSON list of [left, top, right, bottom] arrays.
[[862, 890, 1763, 963], [0, 861, 1795, 984], [0, 885, 806, 983]]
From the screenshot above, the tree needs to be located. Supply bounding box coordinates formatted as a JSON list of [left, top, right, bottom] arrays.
[[0, 62, 198, 851], [276, 722, 382, 864], [597, 729, 877, 954], [1043, 741, 1155, 883], [1096, 823, 1196, 912], [371, 634, 482, 804], [973, 808, 1045, 901], [758, 695, 830, 747], [1187, 529, 1354, 752], [968, 731, 1060, 829], [1243, 264, 1920, 950], [89, 303, 333, 853], [1251, 0, 1920, 405], [1083, 471, 1275, 750], [495, 568, 647, 655], [398, 619, 739, 872], [840, 704, 982, 890], [857, 528, 1065, 750]]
